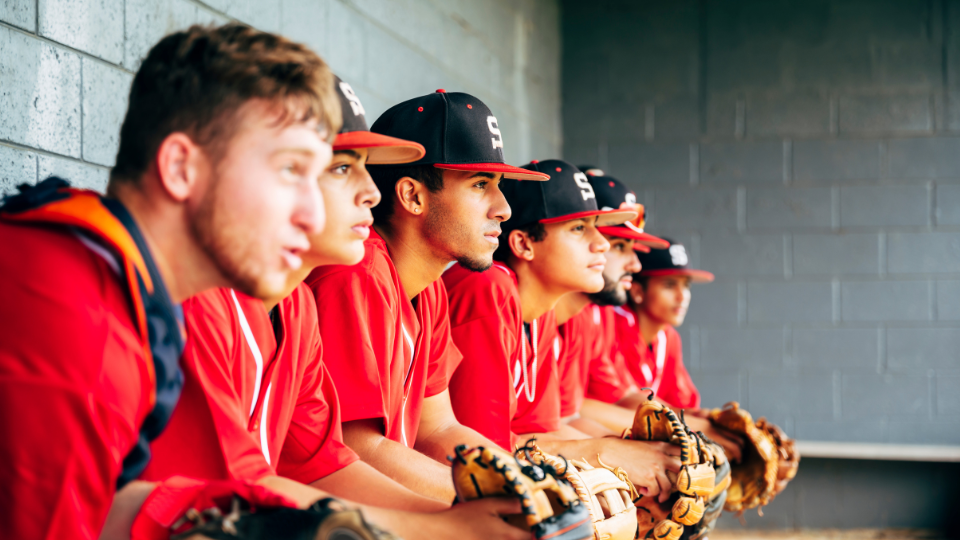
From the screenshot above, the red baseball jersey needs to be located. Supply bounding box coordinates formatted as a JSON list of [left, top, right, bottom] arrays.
[[144, 284, 358, 485], [612, 307, 700, 409], [572, 305, 634, 405], [304, 229, 462, 447], [444, 262, 561, 450], [0, 222, 153, 539]]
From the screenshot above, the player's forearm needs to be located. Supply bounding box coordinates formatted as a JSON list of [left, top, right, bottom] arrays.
[[415, 422, 505, 464], [311, 461, 449, 512], [581, 397, 636, 433], [567, 416, 617, 438], [98, 481, 156, 540], [614, 391, 645, 411], [343, 422, 456, 502]]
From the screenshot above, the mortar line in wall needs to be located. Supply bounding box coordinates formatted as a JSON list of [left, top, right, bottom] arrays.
[[0, 140, 111, 171], [34, 0, 38, 34], [929, 181, 937, 228], [832, 278, 841, 324], [0, 20, 135, 75], [783, 234, 793, 279], [782, 139, 792, 185], [736, 186, 746, 232], [689, 143, 699, 186], [878, 231, 888, 277], [831, 186, 840, 230]]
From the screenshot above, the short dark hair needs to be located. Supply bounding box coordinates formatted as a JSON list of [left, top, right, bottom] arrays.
[[109, 24, 340, 187], [493, 221, 547, 262], [368, 164, 444, 223]]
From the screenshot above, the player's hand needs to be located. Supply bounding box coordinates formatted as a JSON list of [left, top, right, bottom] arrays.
[[422, 498, 529, 540], [683, 414, 744, 463], [600, 439, 682, 503]]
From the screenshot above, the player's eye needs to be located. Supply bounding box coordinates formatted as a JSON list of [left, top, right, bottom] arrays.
[[330, 164, 350, 175], [474, 180, 488, 189]]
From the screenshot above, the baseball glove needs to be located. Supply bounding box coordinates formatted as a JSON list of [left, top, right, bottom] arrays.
[[131, 476, 398, 540], [450, 443, 593, 540], [756, 417, 800, 496], [707, 402, 798, 514], [173, 497, 398, 540], [522, 442, 639, 540], [624, 390, 716, 540]]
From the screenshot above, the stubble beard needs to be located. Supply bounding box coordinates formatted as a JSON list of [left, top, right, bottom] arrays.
[[424, 201, 495, 273], [191, 178, 274, 299], [587, 272, 629, 306]]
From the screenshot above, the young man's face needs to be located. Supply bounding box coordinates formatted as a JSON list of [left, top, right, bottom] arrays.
[[587, 235, 641, 306], [191, 99, 331, 300], [303, 148, 379, 268], [423, 170, 510, 272], [529, 217, 609, 294], [635, 275, 692, 326]]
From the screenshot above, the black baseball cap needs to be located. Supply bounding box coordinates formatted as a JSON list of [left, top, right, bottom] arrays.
[[589, 175, 668, 249], [499, 160, 637, 232], [332, 76, 425, 165], [637, 240, 714, 283], [369, 89, 548, 181]]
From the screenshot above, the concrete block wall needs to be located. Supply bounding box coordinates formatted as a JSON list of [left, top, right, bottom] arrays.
[[1, 0, 560, 195], [563, 0, 960, 448]]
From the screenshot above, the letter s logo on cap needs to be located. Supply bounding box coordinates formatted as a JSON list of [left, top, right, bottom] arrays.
[[625, 192, 637, 206], [487, 116, 503, 150], [573, 172, 596, 201], [339, 81, 366, 117], [669, 244, 689, 267]]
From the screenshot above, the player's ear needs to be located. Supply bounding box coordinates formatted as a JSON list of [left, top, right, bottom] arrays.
[[154, 132, 205, 202], [628, 280, 644, 305], [509, 229, 536, 261], [395, 176, 425, 217]]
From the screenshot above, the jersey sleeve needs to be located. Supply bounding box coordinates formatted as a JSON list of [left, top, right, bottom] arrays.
[[276, 340, 360, 484], [657, 328, 700, 409], [305, 266, 394, 425], [0, 224, 145, 539], [444, 269, 519, 451], [153, 292, 274, 481], [424, 280, 464, 397]]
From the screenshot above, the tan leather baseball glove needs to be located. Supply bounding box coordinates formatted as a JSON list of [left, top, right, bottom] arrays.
[[450, 443, 594, 540]]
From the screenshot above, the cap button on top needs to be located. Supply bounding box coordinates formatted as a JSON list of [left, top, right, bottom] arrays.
[[436, 89, 446, 93]]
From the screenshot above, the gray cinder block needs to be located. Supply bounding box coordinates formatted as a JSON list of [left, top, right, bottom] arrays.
[[81, 59, 132, 167], [936, 280, 960, 320], [608, 143, 689, 186], [649, 188, 738, 230], [123, 0, 202, 71], [794, 328, 879, 369], [936, 376, 960, 416], [840, 184, 929, 227], [746, 93, 830, 137], [746, 186, 832, 229], [689, 370, 741, 410], [935, 184, 960, 225], [793, 140, 881, 183], [888, 137, 960, 179], [0, 28, 81, 157], [747, 281, 834, 323], [0, 144, 38, 196], [887, 327, 960, 369], [888, 231, 960, 273], [838, 94, 932, 134], [793, 233, 880, 275], [841, 370, 928, 419], [700, 233, 784, 276], [841, 280, 931, 322], [749, 371, 835, 422], [699, 326, 783, 368], [700, 141, 783, 184], [39, 0, 123, 64], [1, 0, 36, 31], [684, 281, 738, 324], [794, 420, 887, 443], [886, 420, 960, 445], [37, 154, 108, 193]]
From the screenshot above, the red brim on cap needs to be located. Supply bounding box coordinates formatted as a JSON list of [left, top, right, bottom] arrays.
[[597, 226, 670, 249], [639, 268, 715, 283], [436, 163, 550, 181], [540, 208, 638, 227], [634, 243, 652, 253], [334, 131, 426, 165]]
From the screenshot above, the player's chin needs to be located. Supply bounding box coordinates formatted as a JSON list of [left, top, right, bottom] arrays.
[[581, 274, 606, 294]]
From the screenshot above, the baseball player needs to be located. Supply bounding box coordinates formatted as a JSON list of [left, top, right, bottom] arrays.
[[551, 174, 668, 437], [139, 79, 527, 540], [304, 90, 549, 503], [0, 24, 336, 539], [444, 160, 684, 502]]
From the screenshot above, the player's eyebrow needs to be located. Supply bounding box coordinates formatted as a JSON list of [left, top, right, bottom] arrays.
[[271, 147, 319, 158], [334, 149, 361, 158], [468, 172, 497, 179]]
